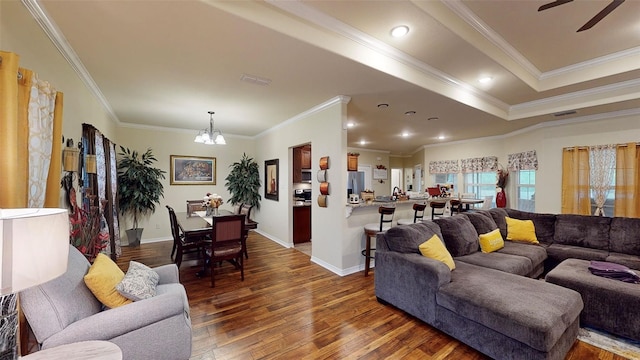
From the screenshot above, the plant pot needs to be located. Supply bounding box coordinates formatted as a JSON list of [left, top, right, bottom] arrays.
[[126, 228, 144, 247]]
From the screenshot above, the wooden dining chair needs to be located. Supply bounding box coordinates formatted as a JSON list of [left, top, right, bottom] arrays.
[[186, 200, 205, 217], [240, 203, 257, 259], [205, 214, 246, 287], [167, 205, 208, 268]]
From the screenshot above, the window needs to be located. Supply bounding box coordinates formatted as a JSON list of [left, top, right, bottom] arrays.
[[465, 172, 495, 205], [516, 170, 535, 212], [590, 168, 616, 217], [433, 173, 457, 190]]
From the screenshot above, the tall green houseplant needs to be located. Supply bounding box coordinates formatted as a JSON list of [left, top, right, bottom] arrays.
[[225, 153, 261, 209], [117, 146, 165, 246]]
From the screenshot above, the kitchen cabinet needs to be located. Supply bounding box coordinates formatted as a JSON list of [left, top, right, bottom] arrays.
[[347, 154, 359, 171], [293, 145, 312, 183], [293, 205, 311, 243], [301, 146, 311, 169]]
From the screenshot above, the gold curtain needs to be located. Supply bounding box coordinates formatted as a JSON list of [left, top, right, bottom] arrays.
[[561, 147, 591, 215], [0, 51, 63, 208], [614, 143, 640, 218]]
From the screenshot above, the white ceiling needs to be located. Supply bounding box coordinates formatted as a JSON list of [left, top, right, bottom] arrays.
[[28, 0, 640, 155]]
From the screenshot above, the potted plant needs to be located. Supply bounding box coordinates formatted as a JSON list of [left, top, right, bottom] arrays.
[[225, 153, 261, 210], [117, 146, 165, 247]]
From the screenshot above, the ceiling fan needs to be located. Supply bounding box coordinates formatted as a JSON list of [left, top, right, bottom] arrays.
[[538, 0, 625, 32]]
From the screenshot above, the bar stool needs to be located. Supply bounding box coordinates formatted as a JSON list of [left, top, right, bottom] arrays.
[[430, 201, 446, 220], [449, 199, 462, 215], [397, 203, 427, 225], [362, 206, 395, 276]]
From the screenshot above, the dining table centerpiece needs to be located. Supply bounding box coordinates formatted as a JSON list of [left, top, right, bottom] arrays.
[[203, 193, 223, 216]]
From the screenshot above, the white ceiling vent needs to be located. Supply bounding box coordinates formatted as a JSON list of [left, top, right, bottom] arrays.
[[240, 73, 272, 86]]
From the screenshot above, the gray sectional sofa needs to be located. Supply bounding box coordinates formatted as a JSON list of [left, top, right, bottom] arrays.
[[375, 207, 640, 360]]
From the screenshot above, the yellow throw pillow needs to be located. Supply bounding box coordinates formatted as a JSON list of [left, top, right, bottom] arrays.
[[84, 253, 132, 308], [478, 229, 504, 253], [419, 234, 455, 270], [505, 217, 539, 244]]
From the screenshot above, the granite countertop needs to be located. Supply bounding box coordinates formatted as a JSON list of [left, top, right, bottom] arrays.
[[345, 197, 430, 208]]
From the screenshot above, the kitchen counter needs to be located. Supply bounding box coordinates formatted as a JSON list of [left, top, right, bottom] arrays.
[[345, 197, 433, 217]]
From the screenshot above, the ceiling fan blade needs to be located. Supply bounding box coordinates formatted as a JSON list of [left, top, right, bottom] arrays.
[[538, 0, 573, 12], [577, 0, 625, 32]]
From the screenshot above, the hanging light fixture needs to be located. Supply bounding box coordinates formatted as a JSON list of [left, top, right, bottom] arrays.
[[194, 111, 226, 145]]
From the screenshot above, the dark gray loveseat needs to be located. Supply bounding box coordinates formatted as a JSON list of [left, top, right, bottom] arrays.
[[375, 213, 584, 360]]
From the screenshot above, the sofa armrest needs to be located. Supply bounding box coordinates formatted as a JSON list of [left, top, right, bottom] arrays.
[[153, 264, 180, 284], [375, 249, 451, 324], [42, 289, 188, 349]]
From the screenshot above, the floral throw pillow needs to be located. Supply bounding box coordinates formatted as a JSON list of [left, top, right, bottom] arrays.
[[116, 261, 160, 301]]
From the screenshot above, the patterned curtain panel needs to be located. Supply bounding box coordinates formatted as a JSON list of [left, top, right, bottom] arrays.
[[460, 156, 498, 173], [507, 150, 538, 171], [81, 124, 121, 259], [429, 160, 459, 174], [27, 73, 58, 207], [589, 145, 616, 216]]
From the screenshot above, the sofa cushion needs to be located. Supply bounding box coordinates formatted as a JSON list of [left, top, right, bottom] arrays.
[[384, 222, 443, 254], [505, 208, 557, 245], [498, 241, 547, 270], [463, 211, 498, 235], [437, 261, 583, 352], [84, 253, 133, 308], [454, 251, 533, 276], [419, 234, 455, 270], [546, 244, 609, 263], [505, 217, 539, 244], [478, 229, 504, 253], [553, 214, 611, 250], [116, 261, 160, 301], [605, 253, 640, 271], [609, 217, 640, 256], [433, 216, 479, 257], [488, 208, 509, 239], [19, 245, 103, 343]]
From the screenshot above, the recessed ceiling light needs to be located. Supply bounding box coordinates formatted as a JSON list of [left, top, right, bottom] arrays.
[[404, 111, 416, 116], [401, 132, 409, 137], [377, 103, 389, 108], [390, 25, 409, 38], [359, 140, 366, 145], [438, 135, 445, 140], [346, 122, 355, 127], [478, 76, 493, 84]]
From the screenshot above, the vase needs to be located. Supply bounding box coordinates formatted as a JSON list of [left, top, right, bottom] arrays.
[[205, 207, 212, 216], [496, 187, 507, 208], [213, 207, 219, 216]]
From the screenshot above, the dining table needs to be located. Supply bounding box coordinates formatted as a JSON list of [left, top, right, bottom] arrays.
[[175, 209, 233, 239]]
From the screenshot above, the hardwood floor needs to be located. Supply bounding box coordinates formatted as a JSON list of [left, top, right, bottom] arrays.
[[118, 232, 624, 360]]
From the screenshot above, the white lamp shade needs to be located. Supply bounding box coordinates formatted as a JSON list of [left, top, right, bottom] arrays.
[[0, 208, 69, 295], [214, 134, 226, 145]]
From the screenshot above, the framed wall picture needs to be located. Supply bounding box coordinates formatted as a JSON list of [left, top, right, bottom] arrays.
[[170, 155, 216, 185], [265, 159, 279, 201]]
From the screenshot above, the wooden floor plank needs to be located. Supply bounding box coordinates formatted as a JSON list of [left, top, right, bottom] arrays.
[[116, 232, 625, 360]]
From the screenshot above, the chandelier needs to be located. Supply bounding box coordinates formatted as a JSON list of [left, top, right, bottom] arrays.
[[194, 111, 226, 145]]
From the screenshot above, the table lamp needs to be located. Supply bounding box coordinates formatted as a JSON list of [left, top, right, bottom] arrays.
[[0, 208, 69, 359]]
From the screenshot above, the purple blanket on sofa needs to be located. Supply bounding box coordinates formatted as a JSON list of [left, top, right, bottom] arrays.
[[588, 261, 640, 284]]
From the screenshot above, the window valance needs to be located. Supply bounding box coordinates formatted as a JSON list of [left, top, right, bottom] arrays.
[[429, 160, 459, 174], [460, 156, 498, 173], [507, 150, 538, 171]]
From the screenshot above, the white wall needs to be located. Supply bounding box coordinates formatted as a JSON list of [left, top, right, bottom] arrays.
[[254, 96, 349, 272], [1, 1, 117, 143], [116, 125, 256, 242]]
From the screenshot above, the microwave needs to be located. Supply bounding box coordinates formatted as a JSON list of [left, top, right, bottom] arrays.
[[301, 170, 312, 183]]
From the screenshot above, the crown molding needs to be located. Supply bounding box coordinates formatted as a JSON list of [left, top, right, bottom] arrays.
[[21, 0, 120, 125]]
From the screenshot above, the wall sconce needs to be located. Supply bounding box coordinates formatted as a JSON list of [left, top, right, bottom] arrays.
[[85, 154, 97, 174]]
